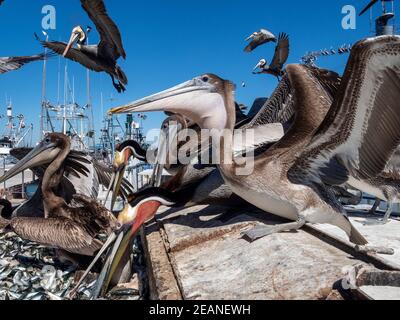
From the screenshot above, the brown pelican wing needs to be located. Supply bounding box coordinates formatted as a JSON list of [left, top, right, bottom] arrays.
[[292, 36, 400, 185], [10, 147, 90, 179], [270, 33, 290, 71], [40, 41, 104, 72], [93, 161, 135, 197], [0, 53, 51, 74], [70, 194, 118, 233], [244, 29, 276, 53], [243, 74, 294, 129], [245, 66, 341, 130], [81, 0, 126, 59], [10, 217, 103, 256]]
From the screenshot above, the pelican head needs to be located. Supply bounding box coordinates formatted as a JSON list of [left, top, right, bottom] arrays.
[[0, 133, 69, 184], [95, 188, 176, 296], [110, 74, 234, 130], [245, 32, 258, 41], [63, 25, 86, 57], [107, 141, 147, 211], [254, 59, 267, 71]]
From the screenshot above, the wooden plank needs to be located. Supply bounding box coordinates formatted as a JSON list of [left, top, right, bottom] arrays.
[[141, 221, 182, 300]]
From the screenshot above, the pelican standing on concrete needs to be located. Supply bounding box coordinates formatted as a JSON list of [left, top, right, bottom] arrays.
[[0, 133, 119, 256], [37, 0, 127, 93], [110, 37, 400, 251]]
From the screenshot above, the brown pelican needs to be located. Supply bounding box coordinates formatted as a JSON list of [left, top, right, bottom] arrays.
[[0, 133, 119, 256], [253, 33, 290, 80], [109, 36, 400, 249], [37, 0, 127, 93], [2, 146, 134, 218], [244, 29, 277, 52], [0, 54, 52, 74], [289, 36, 400, 226]]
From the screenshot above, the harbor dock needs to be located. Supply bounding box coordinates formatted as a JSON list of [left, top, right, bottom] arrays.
[[141, 205, 400, 300]]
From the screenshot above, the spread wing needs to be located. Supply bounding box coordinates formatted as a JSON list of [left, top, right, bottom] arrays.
[[244, 29, 276, 53], [10, 217, 103, 256], [0, 53, 51, 74], [243, 66, 340, 130], [291, 36, 400, 186], [93, 160, 135, 198], [38, 39, 104, 72], [81, 0, 126, 60], [270, 33, 290, 71]]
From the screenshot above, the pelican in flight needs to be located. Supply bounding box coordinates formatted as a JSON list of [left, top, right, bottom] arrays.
[[253, 33, 290, 80], [0, 54, 52, 74], [0, 133, 119, 256], [111, 36, 400, 252], [244, 28, 277, 52], [37, 0, 127, 93]]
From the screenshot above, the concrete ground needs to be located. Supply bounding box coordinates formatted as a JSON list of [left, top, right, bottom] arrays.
[[141, 204, 400, 300]]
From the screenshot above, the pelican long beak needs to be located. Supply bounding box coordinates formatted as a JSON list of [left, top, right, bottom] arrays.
[[253, 61, 262, 71], [63, 32, 79, 57], [92, 201, 162, 298], [110, 165, 127, 211], [0, 142, 58, 183], [109, 78, 213, 115], [245, 34, 255, 41], [107, 150, 130, 211]]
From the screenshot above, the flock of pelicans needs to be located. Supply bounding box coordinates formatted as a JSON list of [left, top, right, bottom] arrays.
[[1, 0, 400, 299]]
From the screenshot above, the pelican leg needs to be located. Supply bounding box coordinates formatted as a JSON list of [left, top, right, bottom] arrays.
[[382, 203, 394, 224], [110, 75, 122, 93], [369, 199, 381, 215], [242, 217, 306, 243], [363, 202, 393, 226]]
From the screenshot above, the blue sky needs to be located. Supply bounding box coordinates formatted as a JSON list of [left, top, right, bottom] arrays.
[[0, 0, 379, 142]]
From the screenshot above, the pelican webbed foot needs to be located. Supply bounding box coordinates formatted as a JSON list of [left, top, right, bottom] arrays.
[[242, 217, 306, 243]]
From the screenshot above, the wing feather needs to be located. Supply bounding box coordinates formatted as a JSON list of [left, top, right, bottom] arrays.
[[293, 36, 400, 184], [0, 53, 52, 74], [81, 0, 126, 59], [270, 33, 290, 70], [10, 217, 103, 256], [40, 40, 104, 72]]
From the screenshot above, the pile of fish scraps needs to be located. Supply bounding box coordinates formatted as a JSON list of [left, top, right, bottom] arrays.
[[0, 231, 145, 301]]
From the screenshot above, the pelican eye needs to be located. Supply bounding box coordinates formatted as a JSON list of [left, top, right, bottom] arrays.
[[202, 76, 209, 83]]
